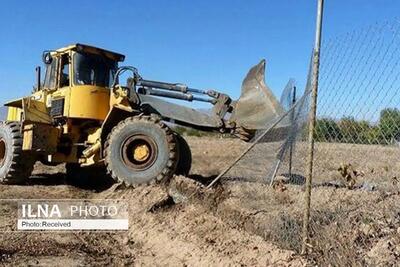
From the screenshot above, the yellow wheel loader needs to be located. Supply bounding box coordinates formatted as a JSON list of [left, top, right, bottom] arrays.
[[0, 44, 285, 186]]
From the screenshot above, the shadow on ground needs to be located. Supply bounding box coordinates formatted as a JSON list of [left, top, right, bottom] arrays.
[[280, 173, 306, 185], [188, 174, 217, 185], [26, 173, 115, 192]]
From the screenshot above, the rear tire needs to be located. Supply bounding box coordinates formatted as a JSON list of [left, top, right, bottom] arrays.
[[175, 134, 192, 176], [104, 116, 178, 185], [0, 121, 36, 184]]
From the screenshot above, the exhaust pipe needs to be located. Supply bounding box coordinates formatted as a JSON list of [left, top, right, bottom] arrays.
[[35, 66, 41, 91]]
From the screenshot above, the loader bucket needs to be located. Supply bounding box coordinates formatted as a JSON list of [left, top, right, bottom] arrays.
[[230, 60, 285, 130]]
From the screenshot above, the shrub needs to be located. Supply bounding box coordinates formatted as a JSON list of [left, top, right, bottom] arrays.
[[313, 108, 400, 145], [379, 108, 400, 143], [315, 118, 342, 142]]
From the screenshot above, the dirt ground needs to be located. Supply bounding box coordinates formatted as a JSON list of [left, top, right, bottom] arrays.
[[0, 137, 399, 266]]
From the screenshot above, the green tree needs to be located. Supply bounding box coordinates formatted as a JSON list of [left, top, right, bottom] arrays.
[[314, 118, 342, 142], [338, 117, 362, 143], [356, 120, 373, 144], [379, 108, 400, 144], [364, 126, 384, 145]]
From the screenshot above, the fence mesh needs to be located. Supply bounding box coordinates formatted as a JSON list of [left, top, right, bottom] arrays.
[[216, 60, 312, 254], [216, 18, 400, 265], [307, 19, 400, 266]]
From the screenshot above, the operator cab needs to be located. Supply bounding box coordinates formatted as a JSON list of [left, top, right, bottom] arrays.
[[37, 44, 126, 121], [41, 43, 125, 90]]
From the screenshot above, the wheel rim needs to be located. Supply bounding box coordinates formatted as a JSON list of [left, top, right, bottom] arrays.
[[122, 135, 158, 171], [0, 139, 6, 167]]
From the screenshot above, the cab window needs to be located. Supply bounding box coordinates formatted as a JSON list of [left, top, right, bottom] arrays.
[[43, 59, 58, 89], [73, 52, 117, 87], [60, 55, 70, 87]]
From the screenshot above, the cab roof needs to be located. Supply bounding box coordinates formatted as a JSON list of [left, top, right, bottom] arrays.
[[54, 43, 125, 62]]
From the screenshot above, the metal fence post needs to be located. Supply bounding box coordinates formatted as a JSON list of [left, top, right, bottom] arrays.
[[301, 0, 324, 255], [288, 86, 296, 178]]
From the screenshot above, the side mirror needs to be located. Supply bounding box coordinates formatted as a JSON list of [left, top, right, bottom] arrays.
[[42, 52, 53, 64]]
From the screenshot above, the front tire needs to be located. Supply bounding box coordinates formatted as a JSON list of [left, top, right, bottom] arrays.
[[104, 116, 178, 185], [0, 121, 36, 184]]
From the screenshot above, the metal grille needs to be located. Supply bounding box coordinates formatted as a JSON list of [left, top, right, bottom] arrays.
[[50, 98, 65, 117]]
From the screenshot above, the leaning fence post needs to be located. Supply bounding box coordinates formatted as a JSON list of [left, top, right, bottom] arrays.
[[301, 0, 324, 255], [288, 85, 296, 178]]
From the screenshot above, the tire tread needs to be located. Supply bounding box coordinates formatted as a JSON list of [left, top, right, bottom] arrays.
[[104, 115, 177, 186], [0, 121, 35, 184]]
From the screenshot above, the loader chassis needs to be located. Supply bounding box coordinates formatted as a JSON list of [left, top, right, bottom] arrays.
[[1, 43, 283, 185]]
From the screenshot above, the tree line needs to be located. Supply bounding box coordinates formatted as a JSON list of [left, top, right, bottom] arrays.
[[314, 108, 400, 145]]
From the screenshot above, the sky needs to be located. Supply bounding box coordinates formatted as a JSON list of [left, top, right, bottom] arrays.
[[0, 0, 399, 110]]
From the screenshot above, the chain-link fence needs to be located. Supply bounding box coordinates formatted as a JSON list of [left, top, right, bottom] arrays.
[[210, 18, 400, 265], [306, 18, 400, 266], [208, 60, 312, 254]]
